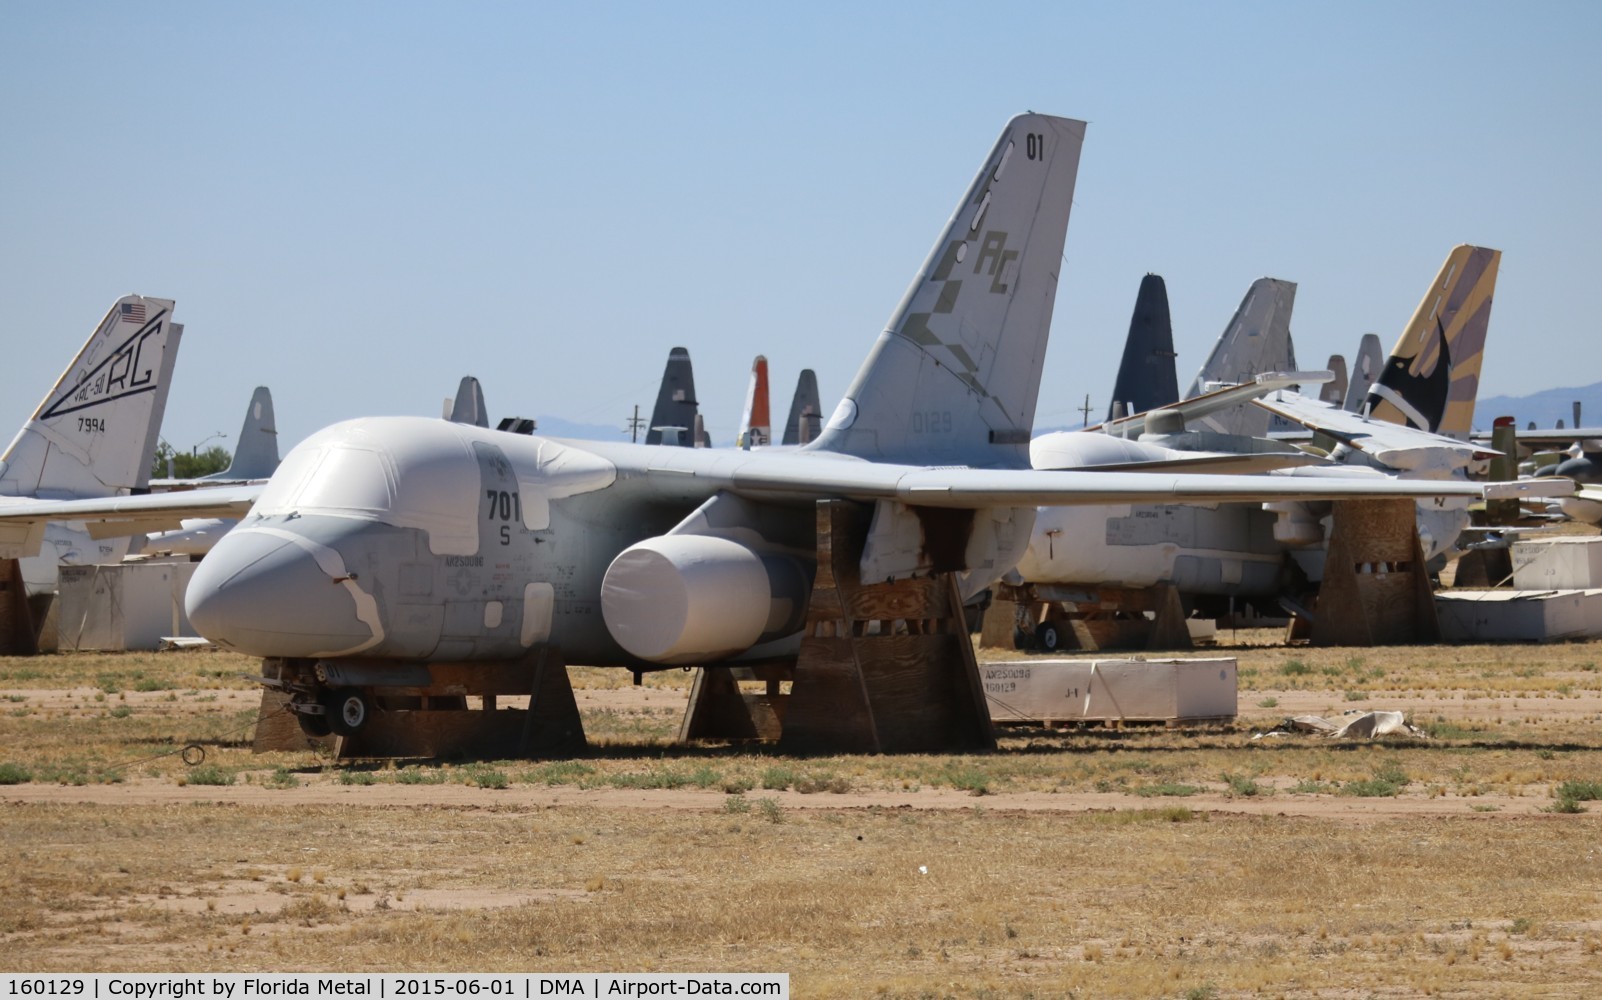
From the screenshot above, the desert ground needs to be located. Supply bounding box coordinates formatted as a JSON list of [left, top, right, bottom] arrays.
[[2, 634, 1601, 998]]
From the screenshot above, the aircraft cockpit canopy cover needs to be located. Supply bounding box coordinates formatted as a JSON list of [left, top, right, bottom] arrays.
[[252, 418, 481, 554], [250, 417, 619, 557]]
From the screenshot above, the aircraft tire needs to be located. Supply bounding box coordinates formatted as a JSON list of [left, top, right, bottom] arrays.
[[326, 689, 372, 737], [1036, 622, 1062, 653], [297, 709, 332, 738]]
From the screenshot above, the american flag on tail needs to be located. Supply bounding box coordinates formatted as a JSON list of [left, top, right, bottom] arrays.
[[119, 301, 146, 324]]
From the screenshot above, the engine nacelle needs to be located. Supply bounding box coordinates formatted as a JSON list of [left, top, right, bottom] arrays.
[[601, 535, 809, 665]]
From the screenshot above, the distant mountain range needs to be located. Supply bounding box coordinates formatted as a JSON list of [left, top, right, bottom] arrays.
[[529, 415, 633, 442], [1477, 380, 1602, 432]]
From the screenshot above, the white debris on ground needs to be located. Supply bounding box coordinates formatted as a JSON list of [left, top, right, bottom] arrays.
[[1252, 710, 1428, 741]]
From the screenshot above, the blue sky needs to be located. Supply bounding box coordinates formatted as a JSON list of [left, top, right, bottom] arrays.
[[3, 1, 1599, 455]]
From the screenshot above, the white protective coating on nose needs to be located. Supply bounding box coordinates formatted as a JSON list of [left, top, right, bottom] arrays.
[[184, 525, 382, 658]]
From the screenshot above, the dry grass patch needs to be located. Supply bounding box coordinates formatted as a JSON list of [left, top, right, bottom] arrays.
[[3, 802, 1601, 996]]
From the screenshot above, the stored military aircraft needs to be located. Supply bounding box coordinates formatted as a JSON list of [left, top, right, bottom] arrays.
[[644, 347, 709, 447], [0, 295, 181, 594], [1182, 277, 1298, 437], [1011, 246, 1510, 630], [1106, 274, 1178, 420], [141, 386, 281, 556], [0, 116, 1561, 737]]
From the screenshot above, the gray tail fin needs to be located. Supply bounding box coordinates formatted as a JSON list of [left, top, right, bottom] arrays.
[[448, 376, 489, 427], [0, 295, 181, 499], [1361, 245, 1499, 437], [1106, 273, 1178, 421], [1318, 355, 1349, 405], [214, 386, 280, 480], [645, 347, 700, 447], [782, 369, 822, 446], [1184, 277, 1297, 436], [810, 114, 1087, 468], [1343, 333, 1383, 411]]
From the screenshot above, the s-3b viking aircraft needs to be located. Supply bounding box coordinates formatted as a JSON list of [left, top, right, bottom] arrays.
[[0, 114, 1562, 744]]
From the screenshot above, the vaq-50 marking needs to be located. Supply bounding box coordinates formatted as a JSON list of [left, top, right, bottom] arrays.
[[0, 115, 1563, 738]]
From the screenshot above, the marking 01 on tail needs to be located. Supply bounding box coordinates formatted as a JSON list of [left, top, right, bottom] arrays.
[[813, 115, 1086, 468]]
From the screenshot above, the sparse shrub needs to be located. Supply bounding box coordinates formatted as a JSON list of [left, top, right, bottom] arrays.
[[760, 766, 796, 791], [266, 768, 298, 789], [394, 767, 446, 785], [0, 762, 33, 784], [523, 761, 595, 786], [1280, 660, 1310, 676], [723, 794, 751, 815], [720, 776, 755, 794], [757, 797, 783, 823], [186, 765, 235, 786], [1554, 779, 1602, 801], [338, 769, 377, 786], [472, 769, 510, 789], [110, 705, 133, 719], [1342, 761, 1409, 797], [1257, 697, 1278, 708], [1221, 772, 1263, 797], [1134, 782, 1201, 797]]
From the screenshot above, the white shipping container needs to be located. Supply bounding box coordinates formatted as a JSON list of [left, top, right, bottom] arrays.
[[982, 657, 1237, 724], [1435, 589, 1602, 643], [1511, 536, 1602, 590], [57, 561, 200, 651]]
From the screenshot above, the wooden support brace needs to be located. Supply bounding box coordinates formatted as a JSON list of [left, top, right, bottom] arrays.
[[678, 665, 789, 742], [780, 499, 996, 754], [1310, 498, 1441, 646], [0, 559, 39, 656]]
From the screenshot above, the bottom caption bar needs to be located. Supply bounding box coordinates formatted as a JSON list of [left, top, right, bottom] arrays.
[[0, 976, 788, 1000]]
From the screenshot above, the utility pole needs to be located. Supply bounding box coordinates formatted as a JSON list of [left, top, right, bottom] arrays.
[[625, 405, 647, 443], [1078, 393, 1094, 425]]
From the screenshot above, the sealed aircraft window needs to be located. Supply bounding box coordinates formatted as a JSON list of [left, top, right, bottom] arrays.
[[295, 447, 394, 513]]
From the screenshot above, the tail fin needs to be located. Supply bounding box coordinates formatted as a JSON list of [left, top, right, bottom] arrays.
[[736, 356, 772, 449], [1343, 333, 1383, 411], [1361, 245, 1499, 437], [645, 347, 701, 447], [0, 295, 181, 500], [447, 376, 488, 427], [1183, 277, 1297, 436], [1319, 355, 1349, 405], [214, 386, 280, 480], [1105, 273, 1178, 420], [810, 114, 1087, 468], [782, 369, 822, 446]]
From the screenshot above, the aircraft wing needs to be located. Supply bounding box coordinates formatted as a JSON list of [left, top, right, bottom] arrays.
[[0, 484, 261, 558], [1087, 371, 1333, 438], [1253, 390, 1496, 473], [710, 451, 1570, 509], [1469, 427, 1602, 449]]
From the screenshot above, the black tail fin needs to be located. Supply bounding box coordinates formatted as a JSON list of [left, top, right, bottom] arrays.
[[1106, 273, 1178, 421]]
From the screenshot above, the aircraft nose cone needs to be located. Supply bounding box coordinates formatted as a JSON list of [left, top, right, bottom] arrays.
[[185, 527, 376, 657]]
